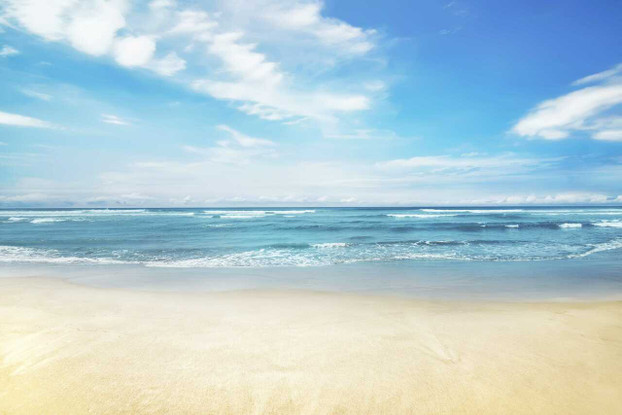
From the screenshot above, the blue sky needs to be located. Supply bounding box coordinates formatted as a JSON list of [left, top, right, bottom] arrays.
[[0, 0, 621, 206]]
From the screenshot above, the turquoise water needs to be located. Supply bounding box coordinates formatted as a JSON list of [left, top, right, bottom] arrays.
[[1, 207, 621, 267]]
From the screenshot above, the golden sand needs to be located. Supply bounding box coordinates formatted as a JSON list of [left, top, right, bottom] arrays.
[[1, 277, 621, 414]]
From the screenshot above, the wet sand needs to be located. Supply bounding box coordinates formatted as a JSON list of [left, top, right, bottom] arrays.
[[1, 276, 621, 414]]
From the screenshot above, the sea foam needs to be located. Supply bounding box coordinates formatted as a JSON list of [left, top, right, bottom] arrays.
[[421, 209, 524, 213], [559, 223, 582, 229], [387, 214, 455, 218], [594, 220, 622, 228], [312, 243, 349, 248]]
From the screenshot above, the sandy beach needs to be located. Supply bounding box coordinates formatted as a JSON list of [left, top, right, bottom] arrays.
[[1, 276, 621, 414]]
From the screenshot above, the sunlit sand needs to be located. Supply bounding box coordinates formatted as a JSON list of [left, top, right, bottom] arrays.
[[1, 277, 621, 414]]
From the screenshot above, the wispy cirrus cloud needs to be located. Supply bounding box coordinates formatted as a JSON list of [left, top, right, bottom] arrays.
[[257, 1, 375, 54], [573, 63, 622, 86], [182, 125, 277, 165], [512, 63, 622, 141], [20, 88, 52, 101], [0, 110, 57, 129], [101, 113, 131, 126], [1, 0, 381, 124], [0, 44, 18, 56], [375, 153, 558, 177], [324, 128, 398, 140]]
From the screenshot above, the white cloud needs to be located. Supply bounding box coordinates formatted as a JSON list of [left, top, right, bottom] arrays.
[[216, 125, 275, 147], [66, 0, 126, 55], [113, 36, 156, 67], [324, 128, 398, 140], [168, 9, 217, 37], [2, 0, 128, 56], [94, 151, 570, 205], [593, 129, 622, 142], [0, 193, 52, 203], [2, 0, 379, 124], [182, 125, 276, 165], [0, 44, 18, 56], [193, 76, 370, 121], [209, 32, 283, 86], [148, 52, 186, 76], [21, 89, 52, 101], [101, 113, 130, 125], [479, 192, 613, 205], [512, 63, 622, 141], [184, 2, 376, 121], [0, 110, 56, 128], [2, 0, 126, 55], [2, 0, 76, 41], [258, 1, 375, 54], [363, 81, 386, 92], [83, 154, 618, 206], [3, 147, 619, 206], [0, 151, 49, 167], [572, 63, 622, 86], [439, 27, 462, 36], [376, 153, 552, 174], [149, 0, 175, 10]]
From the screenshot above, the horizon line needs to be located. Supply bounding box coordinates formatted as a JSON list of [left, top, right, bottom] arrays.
[[2, 205, 622, 210]]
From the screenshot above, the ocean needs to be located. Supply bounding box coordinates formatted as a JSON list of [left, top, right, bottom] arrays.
[[2, 206, 622, 266], [1, 207, 621, 299]]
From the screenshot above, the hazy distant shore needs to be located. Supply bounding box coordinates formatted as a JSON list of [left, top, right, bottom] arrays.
[[1, 276, 621, 414]]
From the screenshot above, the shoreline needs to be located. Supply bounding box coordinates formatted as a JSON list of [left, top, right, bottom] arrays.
[[2, 257, 622, 302], [2, 276, 622, 414]]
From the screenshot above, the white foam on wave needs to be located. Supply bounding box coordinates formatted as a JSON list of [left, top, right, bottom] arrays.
[[146, 249, 325, 268], [420, 208, 621, 215], [206, 210, 266, 216], [0, 209, 199, 219], [505, 224, 519, 228], [559, 223, 582, 229], [31, 218, 64, 224], [387, 213, 455, 218], [312, 242, 348, 248], [542, 211, 622, 216], [593, 220, 622, 228], [421, 209, 524, 213], [568, 238, 622, 259], [0, 245, 130, 265], [5, 217, 89, 224], [144, 248, 471, 268], [271, 210, 315, 215], [393, 252, 469, 261], [0, 209, 146, 216], [83, 209, 147, 214], [5, 236, 616, 268], [204, 210, 315, 218], [204, 210, 315, 219]]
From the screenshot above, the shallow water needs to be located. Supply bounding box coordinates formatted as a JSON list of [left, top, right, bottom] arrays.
[[1, 207, 621, 267], [1, 206, 621, 299]]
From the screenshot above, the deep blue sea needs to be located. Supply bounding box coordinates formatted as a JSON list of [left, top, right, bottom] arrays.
[[1, 207, 621, 267]]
